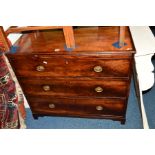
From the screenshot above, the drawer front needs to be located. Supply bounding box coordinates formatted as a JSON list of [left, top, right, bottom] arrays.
[[19, 78, 129, 98], [8, 55, 131, 78], [27, 96, 126, 116]]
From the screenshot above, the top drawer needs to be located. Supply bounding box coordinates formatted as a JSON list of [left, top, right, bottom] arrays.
[[7, 55, 131, 78]]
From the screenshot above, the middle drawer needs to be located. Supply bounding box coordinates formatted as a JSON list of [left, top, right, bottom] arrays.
[[19, 78, 129, 98]]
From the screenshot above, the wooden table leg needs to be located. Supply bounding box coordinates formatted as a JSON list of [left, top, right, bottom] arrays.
[[119, 26, 126, 47], [5, 26, 76, 50], [0, 26, 10, 52], [63, 26, 75, 49]]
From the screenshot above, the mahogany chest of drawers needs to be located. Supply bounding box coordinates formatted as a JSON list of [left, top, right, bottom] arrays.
[[6, 26, 135, 124]]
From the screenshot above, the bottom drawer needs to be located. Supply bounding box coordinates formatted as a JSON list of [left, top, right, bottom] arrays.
[[27, 96, 127, 117]]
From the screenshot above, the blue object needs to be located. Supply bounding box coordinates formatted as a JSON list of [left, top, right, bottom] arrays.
[[112, 41, 127, 48], [0, 45, 19, 55], [10, 46, 19, 54], [64, 45, 77, 52]]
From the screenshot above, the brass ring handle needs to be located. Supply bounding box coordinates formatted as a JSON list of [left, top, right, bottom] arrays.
[[94, 66, 103, 73], [43, 85, 51, 91], [36, 65, 45, 72], [49, 103, 55, 109], [95, 86, 103, 93], [96, 106, 103, 111]]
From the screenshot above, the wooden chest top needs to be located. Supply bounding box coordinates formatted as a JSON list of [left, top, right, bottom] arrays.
[[11, 26, 135, 55]]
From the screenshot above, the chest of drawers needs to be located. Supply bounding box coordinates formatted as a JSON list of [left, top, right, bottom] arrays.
[[6, 26, 135, 124]]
